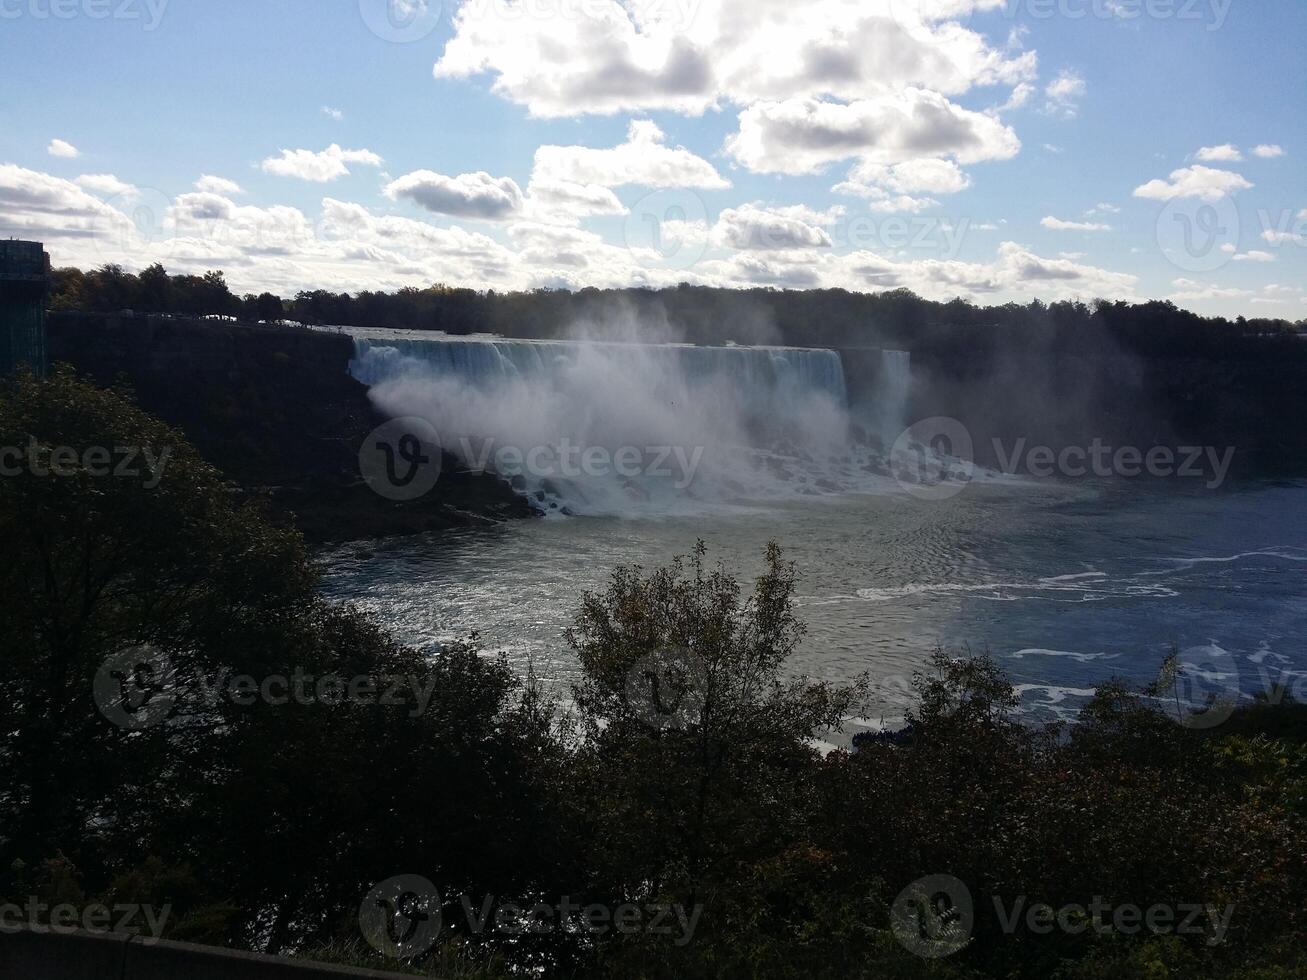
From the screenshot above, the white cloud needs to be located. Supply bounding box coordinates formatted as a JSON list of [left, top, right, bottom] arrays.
[[5, 160, 1158, 310], [385, 170, 525, 220], [1043, 69, 1086, 118], [1133, 165, 1252, 201], [997, 81, 1035, 113], [169, 192, 318, 256], [1169, 278, 1253, 302], [523, 178, 628, 223], [532, 120, 728, 189], [757, 203, 844, 226], [834, 157, 971, 213], [74, 174, 138, 199], [1195, 144, 1243, 163], [322, 106, 345, 121], [195, 175, 245, 195], [1085, 202, 1119, 217], [711, 204, 833, 250], [1252, 144, 1285, 159], [1231, 250, 1276, 263], [1263, 229, 1307, 246], [0, 163, 131, 241], [261, 144, 383, 182], [47, 139, 80, 159], [725, 91, 1020, 175], [434, 0, 1032, 119], [1041, 216, 1111, 232], [843, 158, 971, 194]]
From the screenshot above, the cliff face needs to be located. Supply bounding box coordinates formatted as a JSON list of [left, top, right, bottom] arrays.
[[46, 313, 534, 541], [910, 347, 1307, 476]]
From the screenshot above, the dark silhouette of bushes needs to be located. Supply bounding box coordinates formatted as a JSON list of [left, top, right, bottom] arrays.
[[2, 372, 1304, 978]]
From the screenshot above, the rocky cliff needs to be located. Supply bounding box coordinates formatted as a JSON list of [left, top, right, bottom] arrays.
[[46, 313, 534, 541]]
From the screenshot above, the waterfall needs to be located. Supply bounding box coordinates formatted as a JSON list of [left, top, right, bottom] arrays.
[[340, 327, 912, 515], [349, 335, 849, 418], [876, 350, 913, 447]]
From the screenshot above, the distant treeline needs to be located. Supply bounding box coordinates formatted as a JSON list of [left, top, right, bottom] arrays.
[[50, 263, 1307, 363]]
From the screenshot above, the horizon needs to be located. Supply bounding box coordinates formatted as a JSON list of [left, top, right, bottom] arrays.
[[2, 1, 1304, 321]]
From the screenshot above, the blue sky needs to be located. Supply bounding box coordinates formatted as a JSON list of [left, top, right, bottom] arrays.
[[1, 0, 1304, 317]]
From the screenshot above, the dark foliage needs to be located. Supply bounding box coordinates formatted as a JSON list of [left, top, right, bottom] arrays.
[[2, 372, 1305, 978]]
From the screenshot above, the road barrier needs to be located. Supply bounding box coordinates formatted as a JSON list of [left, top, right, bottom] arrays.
[[0, 926, 425, 979]]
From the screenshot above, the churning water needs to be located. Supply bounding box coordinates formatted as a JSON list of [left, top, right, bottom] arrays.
[[319, 330, 1307, 737], [343, 327, 913, 516]]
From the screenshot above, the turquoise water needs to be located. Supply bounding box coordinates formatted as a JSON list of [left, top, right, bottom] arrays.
[[318, 478, 1307, 731]]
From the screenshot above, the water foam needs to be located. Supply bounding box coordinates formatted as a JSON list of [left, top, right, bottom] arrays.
[[343, 328, 915, 515]]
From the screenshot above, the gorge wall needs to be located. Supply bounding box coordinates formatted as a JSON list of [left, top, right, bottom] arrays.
[[45, 313, 533, 541]]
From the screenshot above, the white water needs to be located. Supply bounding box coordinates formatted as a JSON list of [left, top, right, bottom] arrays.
[[343, 327, 915, 516], [871, 349, 912, 447]]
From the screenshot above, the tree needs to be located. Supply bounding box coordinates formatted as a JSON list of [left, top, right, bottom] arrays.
[[566, 543, 867, 970], [0, 369, 562, 956]]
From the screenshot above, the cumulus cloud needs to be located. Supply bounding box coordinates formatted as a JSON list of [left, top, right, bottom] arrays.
[[261, 144, 383, 182], [385, 170, 525, 220], [998, 81, 1036, 112], [1041, 216, 1111, 232], [47, 139, 80, 159], [0, 164, 130, 241], [834, 157, 971, 213], [1262, 228, 1307, 246], [1195, 144, 1243, 163], [1169, 278, 1253, 303], [6, 156, 1159, 312], [1252, 144, 1285, 159], [322, 106, 345, 121], [725, 90, 1020, 175], [711, 204, 833, 250], [524, 178, 628, 223], [703, 238, 1138, 301], [1043, 70, 1086, 118], [74, 174, 138, 199], [434, 0, 1032, 119], [167, 192, 333, 260], [195, 175, 245, 195], [1231, 249, 1275, 263], [532, 120, 729, 189], [1133, 165, 1252, 201]]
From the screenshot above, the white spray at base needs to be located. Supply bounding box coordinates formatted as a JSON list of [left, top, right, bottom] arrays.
[[344, 327, 915, 516]]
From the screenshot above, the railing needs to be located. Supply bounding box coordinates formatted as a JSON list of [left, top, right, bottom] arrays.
[[0, 925, 428, 979]]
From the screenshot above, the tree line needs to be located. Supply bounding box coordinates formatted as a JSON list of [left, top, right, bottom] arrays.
[[49, 263, 1307, 364]]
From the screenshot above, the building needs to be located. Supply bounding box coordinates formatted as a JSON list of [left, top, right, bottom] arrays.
[[0, 240, 51, 377]]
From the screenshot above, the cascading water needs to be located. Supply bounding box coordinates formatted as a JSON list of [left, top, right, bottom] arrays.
[[340, 327, 914, 515], [875, 350, 913, 447]]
